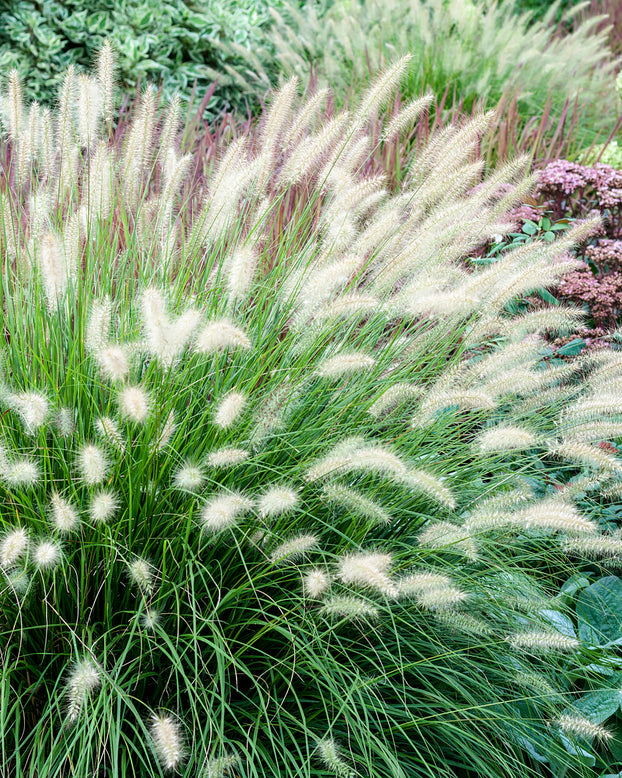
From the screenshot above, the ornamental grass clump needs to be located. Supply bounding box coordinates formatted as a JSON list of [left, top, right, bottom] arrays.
[[216, 0, 619, 140], [2, 52, 622, 777]]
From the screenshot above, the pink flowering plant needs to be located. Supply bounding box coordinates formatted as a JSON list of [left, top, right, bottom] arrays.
[[3, 50, 622, 778]]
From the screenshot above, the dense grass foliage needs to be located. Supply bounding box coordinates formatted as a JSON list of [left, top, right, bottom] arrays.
[[3, 53, 622, 778], [218, 0, 618, 142]]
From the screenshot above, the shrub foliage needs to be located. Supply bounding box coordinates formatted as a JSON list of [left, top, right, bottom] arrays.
[[0, 0, 283, 114]]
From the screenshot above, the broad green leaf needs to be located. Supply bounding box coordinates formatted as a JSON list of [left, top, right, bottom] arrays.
[[577, 576, 622, 647], [556, 338, 586, 356], [516, 736, 549, 764], [571, 690, 622, 723], [560, 573, 590, 599], [538, 288, 558, 305], [606, 722, 622, 763], [559, 732, 596, 765], [540, 609, 577, 638]]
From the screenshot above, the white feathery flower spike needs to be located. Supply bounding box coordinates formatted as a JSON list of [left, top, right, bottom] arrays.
[[97, 344, 130, 381], [85, 297, 111, 356], [173, 462, 204, 491], [550, 440, 622, 475], [141, 288, 200, 367], [8, 391, 49, 433], [517, 498, 596, 535], [150, 713, 185, 771], [97, 39, 115, 130], [305, 455, 352, 482], [413, 584, 469, 610], [227, 245, 257, 302], [128, 557, 155, 594], [0, 527, 29, 569], [323, 483, 392, 524], [403, 470, 456, 509], [5, 568, 30, 594], [77, 444, 108, 486], [337, 551, 396, 597], [66, 658, 101, 722], [119, 385, 151, 423], [396, 572, 454, 597], [316, 737, 356, 778], [39, 231, 68, 305], [90, 491, 119, 524], [368, 382, 421, 418], [562, 536, 622, 561], [476, 425, 536, 453], [195, 319, 252, 353], [2, 458, 40, 488], [203, 752, 240, 778], [154, 410, 176, 452], [141, 608, 161, 631], [6, 69, 23, 142], [397, 572, 470, 609], [33, 539, 63, 569], [213, 391, 247, 429], [77, 74, 102, 148], [95, 416, 125, 451], [269, 534, 319, 564], [508, 630, 580, 653], [382, 94, 433, 142], [258, 486, 299, 517], [319, 595, 379, 621], [317, 352, 376, 379], [50, 492, 79, 534], [206, 447, 250, 468], [417, 522, 478, 560], [354, 54, 413, 126], [555, 714, 613, 743], [201, 493, 254, 533], [302, 568, 331, 598], [56, 407, 75, 437]]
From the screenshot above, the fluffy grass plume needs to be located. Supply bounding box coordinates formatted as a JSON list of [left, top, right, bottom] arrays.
[[0, 51, 620, 778]]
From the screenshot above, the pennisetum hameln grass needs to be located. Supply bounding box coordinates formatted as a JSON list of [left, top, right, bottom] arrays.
[[0, 45, 621, 778]]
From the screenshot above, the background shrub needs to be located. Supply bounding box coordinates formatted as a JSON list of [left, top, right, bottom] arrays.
[[0, 0, 285, 115]]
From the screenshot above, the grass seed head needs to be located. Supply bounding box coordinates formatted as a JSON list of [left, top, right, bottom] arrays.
[[0, 527, 28, 569], [213, 391, 247, 429], [77, 444, 109, 486], [150, 713, 185, 771], [33, 539, 63, 569], [50, 493, 79, 534], [119, 386, 151, 424]]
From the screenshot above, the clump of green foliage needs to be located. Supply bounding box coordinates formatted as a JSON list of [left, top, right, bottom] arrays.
[[0, 0, 284, 114]]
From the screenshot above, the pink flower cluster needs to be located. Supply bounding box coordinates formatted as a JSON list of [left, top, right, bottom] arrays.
[[536, 159, 622, 224], [586, 239, 622, 271], [538, 160, 622, 207], [507, 159, 622, 334], [557, 265, 622, 328]]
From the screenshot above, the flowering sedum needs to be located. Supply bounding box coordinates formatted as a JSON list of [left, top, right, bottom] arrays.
[[1, 51, 622, 778]]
